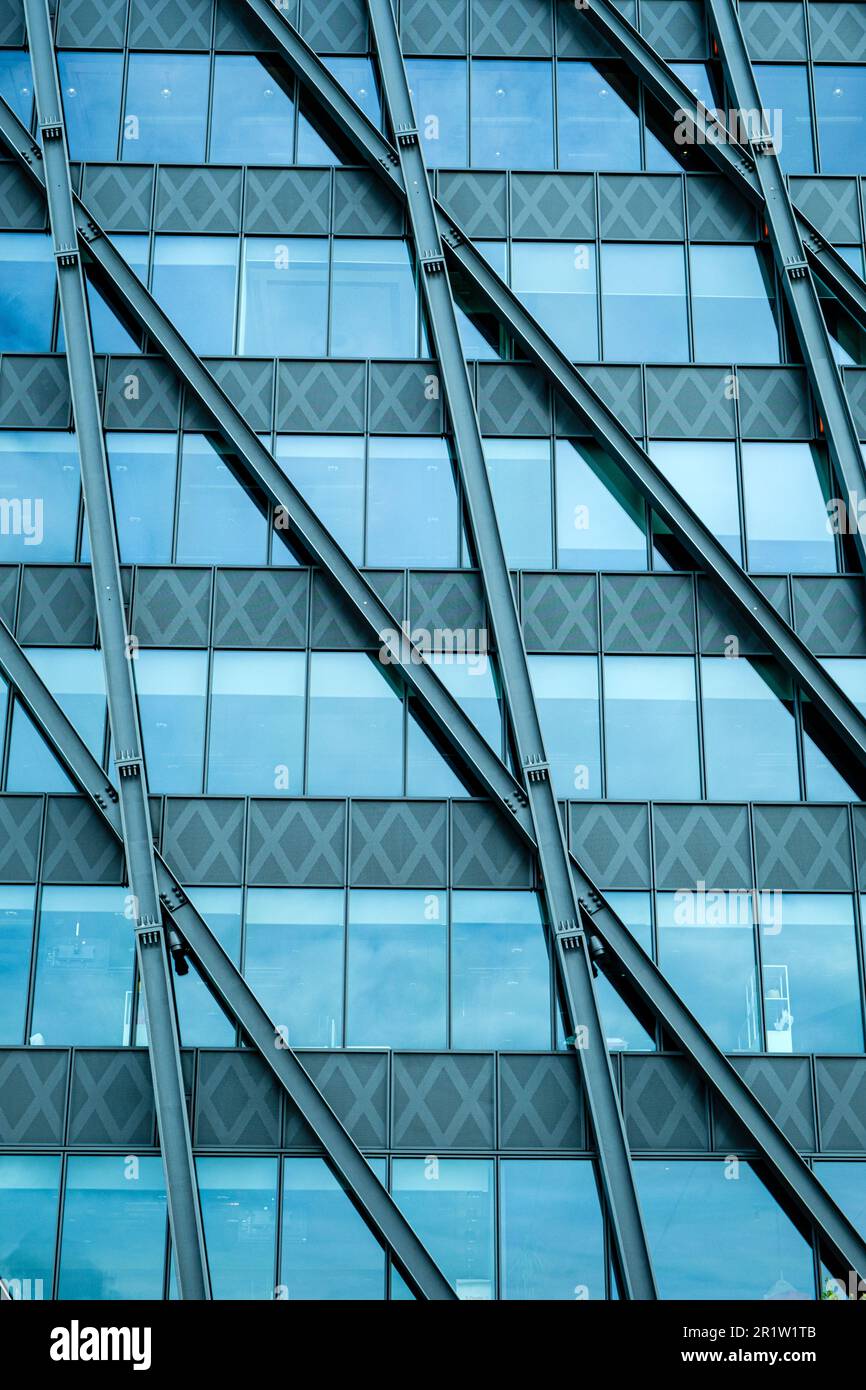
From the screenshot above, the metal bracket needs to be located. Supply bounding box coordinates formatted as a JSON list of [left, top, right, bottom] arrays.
[[94, 783, 119, 807], [578, 887, 605, 917], [54, 245, 78, 267], [420, 251, 446, 275], [395, 123, 418, 146], [554, 918, 584, 951], [785, 257, 809, 280], [523, 754, 550, 783], [38, 119, 62, 141], [115, 752, 142, 778]]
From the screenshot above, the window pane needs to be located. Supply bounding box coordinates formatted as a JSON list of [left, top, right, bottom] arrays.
[[555, 438, 646, 568], [134, 649, 207, 794], [814, 1160, 866, 1298], [593, 891, 656, 1052], [0, 886, 34, 1045], [347, 889, 447, 1048], [406, 58, 467, 167], [501, 1160, 605, 1300], [326, 56, 381, 129], [762, 895, 862, 1053], [649, 441, 741, 562], [406, 659, 499, 796], [0, 430, 80, 562], [366, 436, 459, 566], [123, 53, 209, 163], [59, 1156, 166, 1300], [239, 237, 328, 356], [814, 66, 866, 174], [174, 888, 241, 1046], [690, 246, 779, 363], [331, 240, 418, 357], [0, 233, 55, 351], [7, 648, 106, 792], [0, 50, 33, 126], [701, 657, 799, 800], [308, 652, 403, 795], [483, 438, 552, 568], [176, 434, 267, 564], [601, 244, 688, 362], [452, 890, 551, 1049], [471, 60, 553, 168], [207, 651, 305, 795], [454, 239, 508, 359], [742, 442, 836, 572], [528, 655, 600, 799], [0, 1155, 59, 1298], [102, 432, 176, 564], [656, 890, 758, 1052], [210, 56, 294, 165], [635, 1160, 813, 1299], [58, 52, 122, 161], [196, 1157, 277, 1300], [83, 234, 149, 354], [30, 887, 133, 1046], [754, 64, 814, 173], [245, 889, 344, 1048], [557, 61, 640, 170], [604, 656, 700, 799], [152, 236, 238, 355], [275, 435, 365, 564], [511, 242, 598, 359], [280, 1158, 385, 1300], [392, 1159, 494, 1300], [804, 657, 866, 800]]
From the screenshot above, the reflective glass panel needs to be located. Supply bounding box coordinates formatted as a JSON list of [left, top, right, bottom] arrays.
[[804, 657, 866, 801], [366, 436, 460, 567], [483, 439, 553, 567], [58, 52, 122, 161], [761, 895, 862, 1053], [701, 657, 799, 800], [0, 49, 33, 125], [406, 657, 500, 796], [471, 60, 554, 168], [593, 891, 656, 1051], [406, 58, 468, 167], [7, 648, 106, 792], [649, 441, 741, 562], [347, 889, 447, 1048], [280, 1157, 386, 1300], [174, 888, 241, 1046], [196, 1157, 278, 1300], [210, 56, 294, 165], [176, 434, 268, 565], [604, 656, 700, 798], [152, 236, 238, 355], [330, 240, 418, 357], [555, 439, 646, 568], [0, 886, 34, 1045], [690, 246, 779, 363], [134, 649, 208, 794], [601, 244, 688, 362], [815, 1160, 866, 1298], [557, 61, 640, 170], [452, 891, 551, 1049], [239, 237, 328, 356], [0, 430, 80, 562], [657, 890, 759, 1052], [754, 64, 814, 173], [82, 234, 149, 355], [0, 1154, 59, 1297], [102, 432, 176, 564], [245, 889, 344, 1048], [528, 654, 601, 799], [501, 1160, 605, 1300], [392, 1159, 494, 1300], [207, 651, 306, 796], [0, 233, 55, 352], [511, 241, 598, 359], [307, 652, 403, 796], [123, 53, 209, 163], [30, 887, 133, 1046], [276, 435, 365, 564], [59, 1156, 166, 1300], [742, 442, 836, 572], [814, 66, 866, 174]]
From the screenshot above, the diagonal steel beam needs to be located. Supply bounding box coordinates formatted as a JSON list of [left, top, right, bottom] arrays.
[[580, 0, 866, 338], [23, 0, 211, 1300], [367, 0, 655, 1299], [0, 622, 455, 1301], [229, 0, 866, 777], [0, 63, 863, 1278]]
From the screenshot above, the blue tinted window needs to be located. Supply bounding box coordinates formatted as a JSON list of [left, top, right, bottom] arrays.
[[644, 62, 719, 171], [656, 891, 759, 1052], [511, 242, 598, 360], [196, 1158, 277, 1300], [0, 886, 34, 1045], [742, 442, 836, 572], [701, 658, 799, 800], [0, 1154, 59, 1298], [557, 62, 640, 170], [58, 52, 122, 161], [604, 656, 700, 799], [307, 652, 403, 796], [804, 657, 866, 800], [176, 434, 268, 565], [528, 655, 600, 799], [210, 56, 294, 165], [326, 56, 381, 129], [471, 60, 553, 168], [455, 239, 508, 360], [690, 246, 779, 363], [276, 436, 365, 564], [754, 64, 814, 173], [174, 888, 241, 1046], [649, 441, 741, 562], [7, 649, 105, 792], [152, 237, 238, 355], [484, 438, 552, 567], [601, 244, 688, 362], [406, 58, 468, 167], [762, 895, 862, 1053], [501, 1160, 605, 1300], [331, 240, 418, 357], [347, 889, 447, 1048], [280, 1158, 386, 1300], [239, 238, 328, 356], [103, 432, 176, 564], [0, 233, 55, 352], [31, 887, 133, 1046], [452, 891, 551, 1050], [635, 1160, 813, 1299], [59, 1156, 166, 1300], [0, 50, 33, 126], [392, 1159, 494, 1300], [594, 891, 656, 1052], [815, 1160, 866, 1298], [555, 439, 647, 569], [366, 436, 459, 567], [80, 234, 149, 355], [0, 431, 80, 562], [123, 53, 209, 163], [207, 651, 306, 796], [406, 658, 500, 796], [245, 889, 344, 1048], [134, 649, 207, 794], [814, 66, 866, 174]]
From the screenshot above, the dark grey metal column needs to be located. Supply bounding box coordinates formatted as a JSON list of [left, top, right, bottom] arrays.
[[367, 0, 655, 1300], [0, 622, 456, 1302], [22, 0, 210, 1300]]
